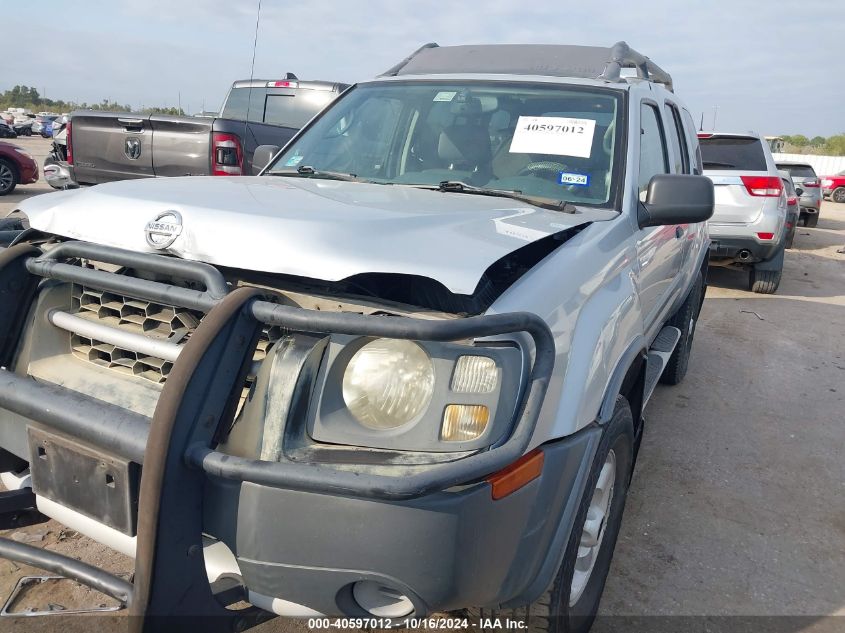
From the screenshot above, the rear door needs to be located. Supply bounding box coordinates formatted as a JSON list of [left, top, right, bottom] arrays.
[[70, 111, 154, 184], [699, 135, 772, 223], [635, 101, 684, 329]]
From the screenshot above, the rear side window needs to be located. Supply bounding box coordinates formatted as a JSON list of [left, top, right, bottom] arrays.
[[777, 164, 816, 179], [680, 108, 703, 174], [663, 104, 689, 174], [699, 137, 767, 171], [638, 103, 668, 197]]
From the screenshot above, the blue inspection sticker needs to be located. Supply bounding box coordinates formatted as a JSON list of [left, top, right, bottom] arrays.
[[558, 171, 590, 186], [285, 154, 304, 167]]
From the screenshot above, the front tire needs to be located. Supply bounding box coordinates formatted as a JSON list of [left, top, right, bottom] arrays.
[[832, 187, 845, 204], [469, 397, 634, 633], [0, 159, 18, 196]]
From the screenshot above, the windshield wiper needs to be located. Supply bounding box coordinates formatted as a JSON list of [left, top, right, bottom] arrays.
[[424, 181, 578, 213], [703, 161, 736, 168], [269, 165, 367, 182]]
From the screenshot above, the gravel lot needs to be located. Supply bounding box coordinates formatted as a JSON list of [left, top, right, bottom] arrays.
[[1, 135, 843, 631]]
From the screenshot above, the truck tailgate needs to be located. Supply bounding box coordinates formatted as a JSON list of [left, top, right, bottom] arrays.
[[70, 112, 154, 184], [150, 115, 214, 177]]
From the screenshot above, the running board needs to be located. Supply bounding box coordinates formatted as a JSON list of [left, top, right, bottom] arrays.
[[643, 326, 682, 405]]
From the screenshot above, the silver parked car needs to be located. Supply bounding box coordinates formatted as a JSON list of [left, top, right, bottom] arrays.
[[776, 161, 822, 227], [1, 42, 713, 631], [700, 132, 787, 293]]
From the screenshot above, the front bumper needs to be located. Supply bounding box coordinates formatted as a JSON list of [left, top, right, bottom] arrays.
[[0, 241, 574, 626]]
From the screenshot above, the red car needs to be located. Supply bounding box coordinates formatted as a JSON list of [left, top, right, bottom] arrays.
[[0, 141, 39, 196], [821, 170, 845, 204]]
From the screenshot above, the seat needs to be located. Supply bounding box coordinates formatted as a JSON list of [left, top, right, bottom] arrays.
[[396, 123, 492, 185]]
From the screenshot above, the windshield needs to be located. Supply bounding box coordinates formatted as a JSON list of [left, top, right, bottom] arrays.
[[267, 81, 623, 207]]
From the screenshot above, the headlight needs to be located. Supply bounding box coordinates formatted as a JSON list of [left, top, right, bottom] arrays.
[[342, 339, 435, 430]]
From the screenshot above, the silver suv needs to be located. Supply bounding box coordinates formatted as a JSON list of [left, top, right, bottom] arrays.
[[700, 132, 787, 293], [2, 42, 713, 632], [776, 162, 822, 227]]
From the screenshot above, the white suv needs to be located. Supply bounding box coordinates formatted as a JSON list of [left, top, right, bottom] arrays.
[[700, 132, 787, 294]]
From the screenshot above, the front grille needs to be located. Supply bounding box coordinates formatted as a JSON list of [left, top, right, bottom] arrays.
[[67, 285, 279, 386], [70, 285, 203, 384]]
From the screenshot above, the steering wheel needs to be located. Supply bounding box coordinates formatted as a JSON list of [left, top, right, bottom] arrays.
[[517, 161, 570, 178]]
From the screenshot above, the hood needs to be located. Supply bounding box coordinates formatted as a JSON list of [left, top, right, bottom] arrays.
[[21, 176, 615, 295]]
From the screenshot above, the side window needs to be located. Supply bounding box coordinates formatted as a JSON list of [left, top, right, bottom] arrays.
[[664, 103, 690, 174], [638, 103, 668, 198], [681, 108, 703, 174]]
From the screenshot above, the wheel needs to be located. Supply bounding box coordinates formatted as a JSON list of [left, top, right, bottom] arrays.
[[785, 227, 795, 249], [805, 213, 819, 228], [468, 397, 634, 633], [0, 159, 18, 196], [832, 187, 845, 204], [749, 267, 781, 294], [660, 272, 703, 385]]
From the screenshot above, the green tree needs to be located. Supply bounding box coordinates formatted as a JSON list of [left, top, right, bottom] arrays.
[[790, 134, 810, 147], [823, 134, 845, 156], [810, 135, 825, 146]]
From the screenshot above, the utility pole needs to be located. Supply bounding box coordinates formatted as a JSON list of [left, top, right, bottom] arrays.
[[712, 105, 719, 130]]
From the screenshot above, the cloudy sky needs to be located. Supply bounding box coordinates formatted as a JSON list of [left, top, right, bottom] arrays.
[[3, 0, 841, 137]]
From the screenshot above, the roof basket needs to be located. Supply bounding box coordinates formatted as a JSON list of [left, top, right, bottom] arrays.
[[599, 41, 673, 92]]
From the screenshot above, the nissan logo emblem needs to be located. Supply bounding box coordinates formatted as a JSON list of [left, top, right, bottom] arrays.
[[145, 210, 183, 250]]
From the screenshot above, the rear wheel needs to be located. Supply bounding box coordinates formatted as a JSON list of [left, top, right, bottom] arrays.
[[468, 397, 634, 633], [0, 159, 18, 196], [832, 187, 845, 204], [785, 227, 795, 248], [749, 267, 781, 294], [805, 213, 819, 228]]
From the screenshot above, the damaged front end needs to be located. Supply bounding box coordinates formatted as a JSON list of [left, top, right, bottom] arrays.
[[0, 238, 560, 628]]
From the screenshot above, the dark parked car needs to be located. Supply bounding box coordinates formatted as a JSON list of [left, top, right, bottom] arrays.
[[0, 141, 39, 195], [0, 122, 17, 139]]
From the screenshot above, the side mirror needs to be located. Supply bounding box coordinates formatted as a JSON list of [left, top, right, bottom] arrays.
[[795, 186, 804, 196], [638, 174, 714, 228], [252, 145, 281, 175]]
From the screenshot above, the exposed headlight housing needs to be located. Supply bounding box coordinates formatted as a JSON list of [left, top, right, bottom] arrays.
[[308, 335, 524, 452], [342, 339, 435, 430]]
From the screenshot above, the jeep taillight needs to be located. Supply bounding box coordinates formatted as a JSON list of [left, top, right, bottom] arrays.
[[787, 196, 798, 206], [740, 175, 782, 197], [66, 121, 73, 165], [803, 179, 819, 188], [211, 132, 243, 176]]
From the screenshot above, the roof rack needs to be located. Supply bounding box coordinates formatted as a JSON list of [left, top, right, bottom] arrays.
[[380, 41, 673, 92], [599, 41, 673, 92]]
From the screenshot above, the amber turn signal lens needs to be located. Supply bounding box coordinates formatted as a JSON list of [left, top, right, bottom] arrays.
[[487, 448, 545, 500], [441, 405, 489, 441]]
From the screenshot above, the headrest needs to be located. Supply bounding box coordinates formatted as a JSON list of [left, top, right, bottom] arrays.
[[438, 124, 491, 165]]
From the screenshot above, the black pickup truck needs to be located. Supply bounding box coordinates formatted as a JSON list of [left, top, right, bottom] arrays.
[[67, 75, 348, 185]]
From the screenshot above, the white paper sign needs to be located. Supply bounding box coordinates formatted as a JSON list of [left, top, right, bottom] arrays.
[[433, 91, 457, 102], [509, 116, 596, 158]]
